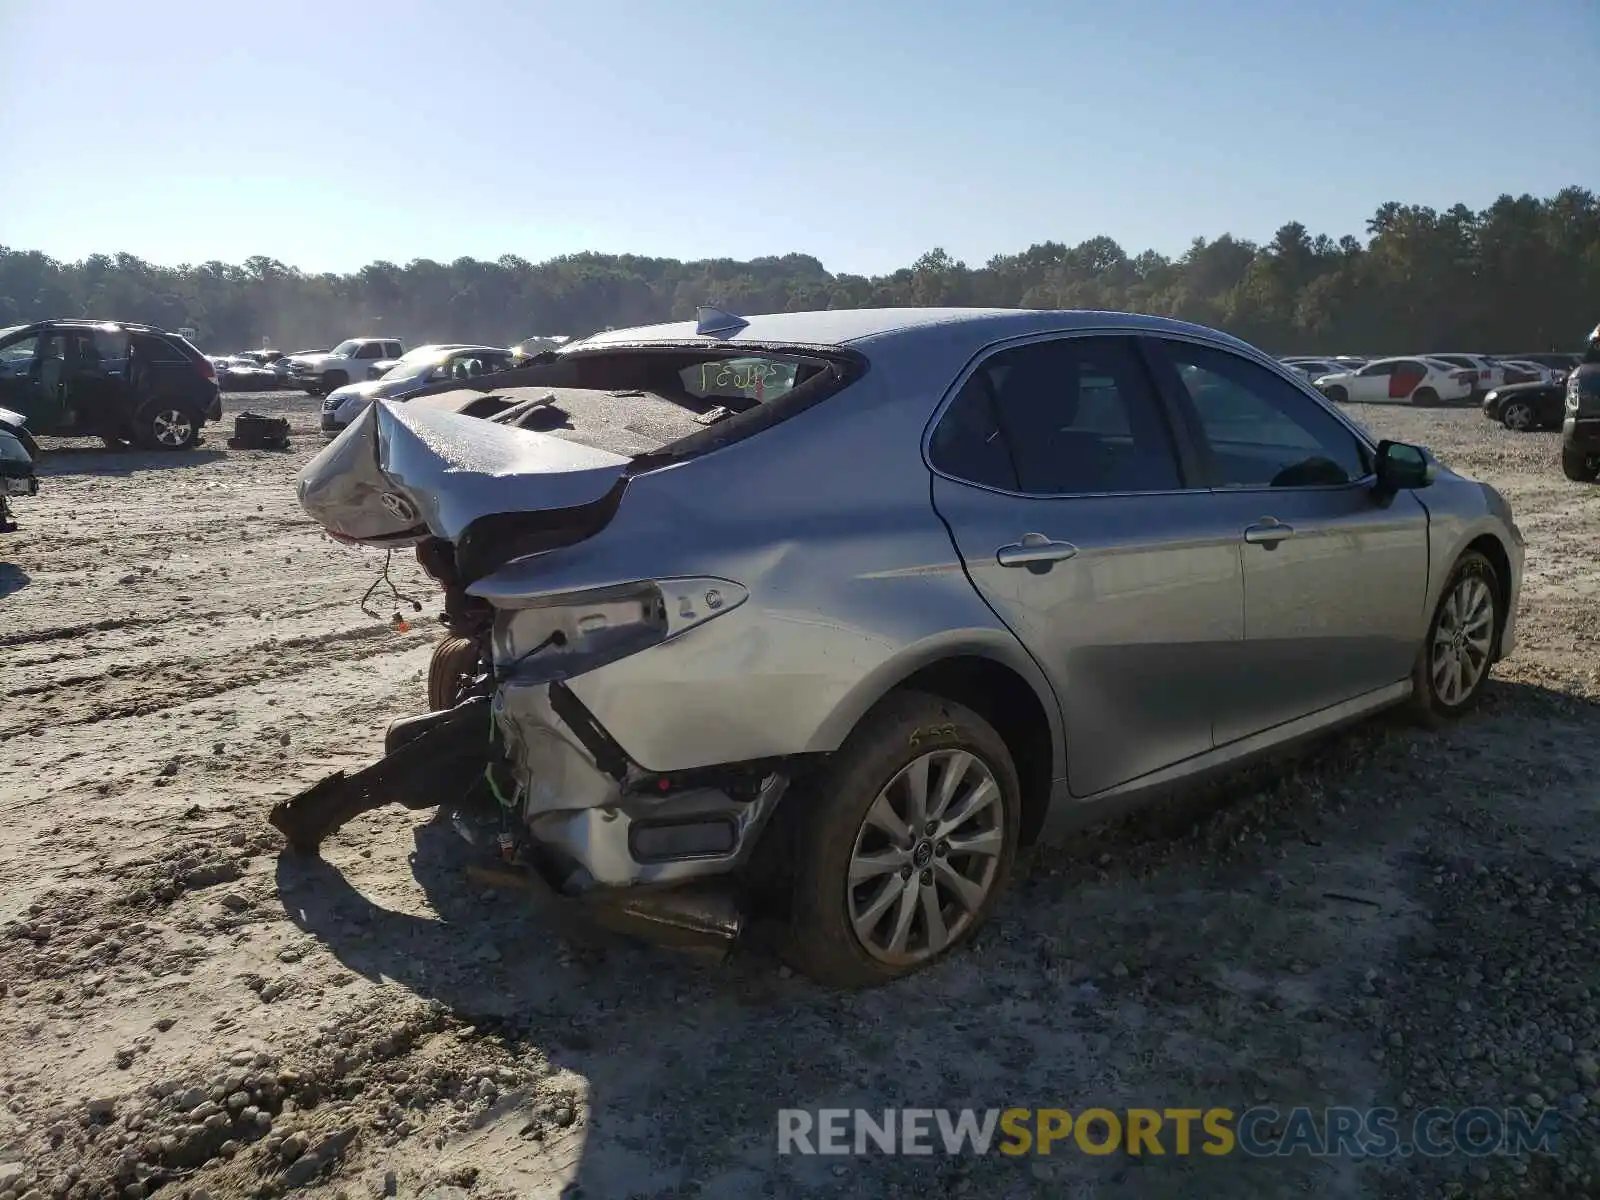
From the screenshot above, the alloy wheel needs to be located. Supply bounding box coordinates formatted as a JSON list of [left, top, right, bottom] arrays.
[[846, 749, 1005, 967], [151, 409, 193, 447], [1431, 575, 1495, 707], [1503, 403, 1534, 431]]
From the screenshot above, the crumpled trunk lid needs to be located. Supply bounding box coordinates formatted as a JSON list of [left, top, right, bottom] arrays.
[[296, 397, 631, 546]]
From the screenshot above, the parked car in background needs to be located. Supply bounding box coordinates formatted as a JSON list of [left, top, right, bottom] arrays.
[[0, 405, 38, 532], [282, 306, 1524, 986], [1498, 352, 1581, 373], [0, 319, 223, 449], [510, 334, 574, 364], [1483, 380, 1567, 431], [320, 344, 514, 433], [365, 343, 473, 381], [286, 338, 405, 396], [1497, 359, 1566, 387], [217, 356, 284, 391], [274, 349, 325, 385], [1562, 327, 1600, 482], [1281, 357, 1348, 380], [1425, 354, 1504, 399], [1313, 357, 1474, 406]]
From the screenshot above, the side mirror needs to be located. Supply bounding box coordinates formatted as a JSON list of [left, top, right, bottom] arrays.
[[1374, 439, 1435, 496]]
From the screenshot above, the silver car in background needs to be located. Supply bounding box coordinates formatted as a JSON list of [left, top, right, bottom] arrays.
[[320, 344, 514, 433], [284, 306, 1524, 988]]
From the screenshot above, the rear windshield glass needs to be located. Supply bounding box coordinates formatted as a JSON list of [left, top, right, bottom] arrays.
[[678, 356, 799, 403]]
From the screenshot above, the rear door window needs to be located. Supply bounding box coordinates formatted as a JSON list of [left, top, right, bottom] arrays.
[[133, 334, 189, 362], [931, 335, 1184, 496]]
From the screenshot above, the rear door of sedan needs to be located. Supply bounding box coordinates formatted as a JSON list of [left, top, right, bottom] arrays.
[[927, 332, 1246, 799], [1142, 337, 1430, 741]]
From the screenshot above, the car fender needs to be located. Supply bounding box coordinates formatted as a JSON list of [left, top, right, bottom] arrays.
[[1413, 474, 1523, 652], [802, 622, 1065, 771]]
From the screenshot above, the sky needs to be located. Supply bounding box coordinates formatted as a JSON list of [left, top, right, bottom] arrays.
[[1, 0, 1596, 277]]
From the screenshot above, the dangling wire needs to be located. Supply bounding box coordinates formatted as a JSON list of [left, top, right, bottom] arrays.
[[359, 549, 424, 621]]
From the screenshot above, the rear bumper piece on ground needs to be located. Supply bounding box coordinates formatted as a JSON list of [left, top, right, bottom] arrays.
[[269, 686, 787, 957]]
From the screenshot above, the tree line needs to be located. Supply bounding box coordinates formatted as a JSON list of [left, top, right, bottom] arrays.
[[2, 187, 1595, 356]]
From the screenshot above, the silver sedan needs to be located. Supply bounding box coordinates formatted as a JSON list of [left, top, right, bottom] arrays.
[[289, 307, 1524, 987]]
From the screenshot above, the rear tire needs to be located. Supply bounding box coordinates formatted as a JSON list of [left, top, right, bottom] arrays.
[[782, 690, 1021, 988], [135, 401, 201, 451], [427, 636, 480, 710], [1411, 387, 1439, 407], [1408, 550, 1500, 728], [1562, 443, 1600, 483]]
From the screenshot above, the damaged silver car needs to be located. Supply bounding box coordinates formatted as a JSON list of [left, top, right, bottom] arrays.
[[278, 306, 1524, 987]]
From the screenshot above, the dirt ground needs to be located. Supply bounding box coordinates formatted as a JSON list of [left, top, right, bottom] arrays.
[[2, 391, 1599, 1200]]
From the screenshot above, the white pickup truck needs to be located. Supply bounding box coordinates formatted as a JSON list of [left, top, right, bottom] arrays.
[[285, 337, 405, 396]]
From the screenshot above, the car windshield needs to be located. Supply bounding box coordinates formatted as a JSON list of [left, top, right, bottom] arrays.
[[678, 356, 801, 403], [383, 352, 452, 382], [330, 340, 362, 356]]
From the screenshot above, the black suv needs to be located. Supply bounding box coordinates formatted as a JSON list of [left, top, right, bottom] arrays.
[[0, 319, 223, 450], [1560, 325, 1600, 482]]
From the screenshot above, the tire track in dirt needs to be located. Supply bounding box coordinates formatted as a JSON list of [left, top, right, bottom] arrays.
[[0, 623, 434, 740]]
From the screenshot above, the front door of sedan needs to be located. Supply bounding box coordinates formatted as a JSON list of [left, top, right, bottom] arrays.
[[1347, 361, 1396, 403], [928, 333, 1246, 798], [1146, 339, 1430, 742]]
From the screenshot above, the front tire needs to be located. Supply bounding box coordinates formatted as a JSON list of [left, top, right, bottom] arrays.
[[136, 401, 201, 450], [1409, 550, 1500, 727], [783, 691, 1021, 988], [322, 370, 348, 394], [1501, 401, 1534, 431], [1324, 385, 1348, 404], [427, 636, 480, 710], [1562, 444, 1600, 483]]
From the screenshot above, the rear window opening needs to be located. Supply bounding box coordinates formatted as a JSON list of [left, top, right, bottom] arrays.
[[412, 342, 863, 467]]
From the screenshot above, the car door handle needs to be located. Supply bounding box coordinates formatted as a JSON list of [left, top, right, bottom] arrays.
[[996, 533, 1079, 568], [1243, 521, 1295, 545]]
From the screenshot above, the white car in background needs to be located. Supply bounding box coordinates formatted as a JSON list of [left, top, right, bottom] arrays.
[[1281, 357, 1348, 380], [320, 344, 513, 433], [1311, 356, 1475, 406], [365, 343, 474, 380], [1424, 353, 1504, 397]]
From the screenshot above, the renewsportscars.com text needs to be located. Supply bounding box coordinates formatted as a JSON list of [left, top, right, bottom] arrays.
[[777, 1106, 1562, 1158]]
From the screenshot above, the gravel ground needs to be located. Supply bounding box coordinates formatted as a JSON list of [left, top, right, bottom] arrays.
[[1, 392, 1599, 1200]]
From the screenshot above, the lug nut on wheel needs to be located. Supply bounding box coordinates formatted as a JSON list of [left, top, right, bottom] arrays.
[[920, 868, 933, 886], [935, 841, 948, 857], [924, 821, 938, 836]]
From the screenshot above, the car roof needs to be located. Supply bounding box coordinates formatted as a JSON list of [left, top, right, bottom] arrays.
[[573, 307, 1265, 357]]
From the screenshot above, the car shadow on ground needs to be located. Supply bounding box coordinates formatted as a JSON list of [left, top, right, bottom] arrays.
[[271, 676, 1600, 1198], [274, 811, 782, 1198], [35, 444, 228, 476], [0, 563, 30, 598]]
